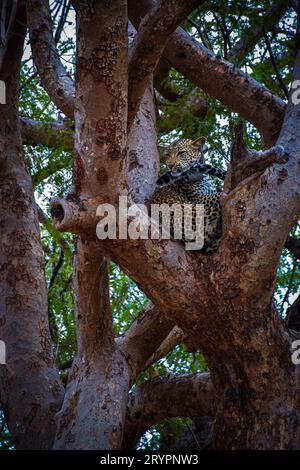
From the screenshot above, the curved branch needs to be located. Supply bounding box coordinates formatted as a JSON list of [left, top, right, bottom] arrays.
[[50, 193, 212, 335], [154, 59, 181, 102], [163, 28, 285, 146], [128, 0, 286, 146], [127, 76, 159, 204], [21, 117, 74, 150], [128, 0, 204, 129], [123, 372, 214, 449], [118, 301, 187, 384], [37, 204, 72, 258], [27, 0, 75, 117], [227, 120, 289, 190]]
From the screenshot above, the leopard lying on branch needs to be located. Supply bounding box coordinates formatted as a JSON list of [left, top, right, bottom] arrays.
[[151, 131, 288, 253]]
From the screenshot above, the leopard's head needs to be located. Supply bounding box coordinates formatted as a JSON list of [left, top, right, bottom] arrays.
[[164, 136, 206, 172]]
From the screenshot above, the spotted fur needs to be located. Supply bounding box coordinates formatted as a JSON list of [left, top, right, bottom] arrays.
[[151, 137, 226, 253]]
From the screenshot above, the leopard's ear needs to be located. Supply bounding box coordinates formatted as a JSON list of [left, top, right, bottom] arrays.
[[191, 136, 206, 149]]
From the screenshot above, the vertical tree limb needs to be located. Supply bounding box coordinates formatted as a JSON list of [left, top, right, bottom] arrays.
[[0, 3, 64, 449], [54, 1, 130, 450], [128, 0, 204, 129]]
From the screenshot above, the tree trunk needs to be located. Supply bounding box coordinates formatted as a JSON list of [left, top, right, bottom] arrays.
[[0, 3, 64, 449], [1, 0, 300, 451]]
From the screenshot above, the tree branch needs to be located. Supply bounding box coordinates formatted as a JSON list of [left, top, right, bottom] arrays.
[[128, 0, 286, 146], [123, 372, 214, 449], [0, 2, 64, 449], [163, 28, 285, 146], [216, 18, 300, 320], [226, 120, 289, 191], [126, 69, 159, 204], [54, 2, 130, 450], [75, 246, 114, 357], [263, 30, 289, 99], [21, 117, 74, 150], [143, 325, 185, 369], [128, 0, 204, 129], [228, 0, 290, 65], [118, 303, 176, 382], [27, 0, 75, 117]]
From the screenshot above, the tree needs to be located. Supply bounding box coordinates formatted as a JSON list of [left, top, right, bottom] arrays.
[[0, 0, 300, 450]]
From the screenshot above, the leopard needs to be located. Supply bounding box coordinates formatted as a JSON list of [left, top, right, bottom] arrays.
[[150, 136, 226, 253]]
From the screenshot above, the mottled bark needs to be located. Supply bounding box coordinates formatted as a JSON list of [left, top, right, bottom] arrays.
[[128, 0, 286, 146], [21, 117, 74, 151], [0, 0, 18, 70], [1, 0, 296, 452], [53, 1, 130, 450], [202, 46, 300, 445], [128, 0, 204, 128], [54, 243, 130, 450], [0, 4, 64, 449], [163, 29, 285, 146], [118, 303, 176, 382], [143, 325, 185, 370], [27, 0, 75, 117], [123, 372, 213, 449], [52, 6, 300, 447], [127, 80, 160, 204]]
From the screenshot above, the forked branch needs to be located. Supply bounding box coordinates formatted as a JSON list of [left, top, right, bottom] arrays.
[[227, 121, 288, 191]]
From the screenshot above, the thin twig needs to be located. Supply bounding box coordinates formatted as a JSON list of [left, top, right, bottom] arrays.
[[54, 0, 71, 44], [264, 29, 289, 99]]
